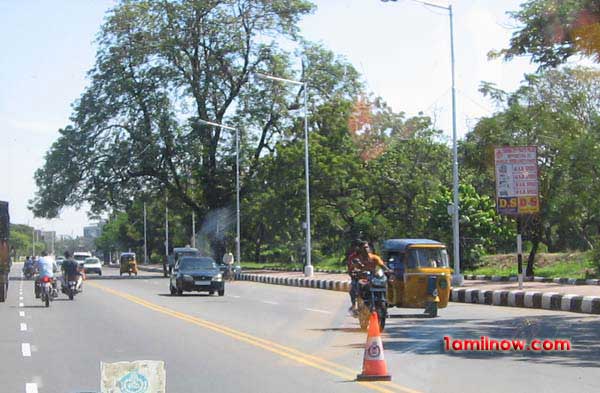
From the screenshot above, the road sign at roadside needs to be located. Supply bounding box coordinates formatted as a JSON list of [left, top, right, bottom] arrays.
[[494, 146, 539, 215]]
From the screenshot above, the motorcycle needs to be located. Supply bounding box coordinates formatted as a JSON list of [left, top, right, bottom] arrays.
[[353, 267, 388, 332], [39, 276, 58, 307], [61, 275, 81, 300], [23, 264, 35, 280]]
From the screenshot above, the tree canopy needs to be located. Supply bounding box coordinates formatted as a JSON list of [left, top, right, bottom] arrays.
[[493, 0, 600, 67]]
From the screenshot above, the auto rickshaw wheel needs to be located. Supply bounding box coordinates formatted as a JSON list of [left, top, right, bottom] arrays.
[[425, 301, 438, 318]]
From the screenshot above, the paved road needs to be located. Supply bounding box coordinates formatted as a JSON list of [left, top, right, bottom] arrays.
[[2, 263, 599, 393]]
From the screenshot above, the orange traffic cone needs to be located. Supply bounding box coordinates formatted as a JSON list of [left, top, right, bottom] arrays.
[[357, 311, 391, 381]]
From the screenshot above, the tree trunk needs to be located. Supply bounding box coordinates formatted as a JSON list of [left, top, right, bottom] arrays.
[[526, 240, 538, 277]]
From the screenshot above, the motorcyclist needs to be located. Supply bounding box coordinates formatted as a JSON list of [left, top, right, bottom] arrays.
[[34, 251, 58, 298], [222, 251, 234, 280], [61, 251, 84, 292], [356, 240, 388, 274], [23, 256, 35, 275], [347, 240, 363, 315], [348, 240, 389, 312]]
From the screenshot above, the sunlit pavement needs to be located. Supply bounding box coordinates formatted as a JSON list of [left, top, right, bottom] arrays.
[[1, 264, 599, 393]]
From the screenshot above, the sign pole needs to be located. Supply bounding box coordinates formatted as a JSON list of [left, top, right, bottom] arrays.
[[517, 217, 523, 290]]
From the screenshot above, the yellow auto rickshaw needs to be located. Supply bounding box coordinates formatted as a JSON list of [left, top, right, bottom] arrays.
[[382, 239, 452, 317], [119, 252, 138, 276]]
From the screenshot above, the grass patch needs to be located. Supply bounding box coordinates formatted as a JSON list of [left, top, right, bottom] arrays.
[[465, 251, 597, 279]]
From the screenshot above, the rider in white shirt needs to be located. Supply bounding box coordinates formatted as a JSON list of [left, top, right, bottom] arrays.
[[34, 251, 58, 298]]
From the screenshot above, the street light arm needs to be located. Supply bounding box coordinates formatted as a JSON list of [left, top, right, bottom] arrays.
[[412, 0, 450, 11], [197, 118, 237, 132], [382, 0, 450, 11], [254, 72, 304, 86]]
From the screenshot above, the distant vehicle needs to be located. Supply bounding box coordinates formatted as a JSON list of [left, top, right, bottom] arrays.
[[164, 247, 199, 277], [170, 256, 224, 296], [55, 257, 65, 270], [73, 252, 92, 266], [119, 252, 138, 276], [83, 257, 103, 276], [0, 201, 10, 302], [217, 262, 241, 278]]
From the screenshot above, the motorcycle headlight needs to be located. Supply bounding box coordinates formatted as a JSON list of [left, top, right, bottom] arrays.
[[375, 268, 384, 278]]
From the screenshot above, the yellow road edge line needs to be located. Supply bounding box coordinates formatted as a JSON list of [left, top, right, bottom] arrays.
[[88, 281, 421, 393]]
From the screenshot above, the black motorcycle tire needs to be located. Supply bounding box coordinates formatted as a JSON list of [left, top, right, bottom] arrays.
[[69, 291, 74, 300], [377, 307, 386, 332], [44, 294, 50, 307]]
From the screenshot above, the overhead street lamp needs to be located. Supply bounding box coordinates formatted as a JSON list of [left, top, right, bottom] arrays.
[[197, 119, 241, 269], [254, 72, 313, 277], [383, 0, 462, 285]]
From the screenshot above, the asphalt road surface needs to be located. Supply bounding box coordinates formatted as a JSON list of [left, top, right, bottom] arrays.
[[2, 262, 599, 393]]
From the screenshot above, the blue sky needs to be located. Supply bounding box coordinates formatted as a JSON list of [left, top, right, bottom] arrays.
[[0, 0, 550, 236]]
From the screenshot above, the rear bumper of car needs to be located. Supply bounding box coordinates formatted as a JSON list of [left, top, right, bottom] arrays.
[[84, 266, 102, 274]]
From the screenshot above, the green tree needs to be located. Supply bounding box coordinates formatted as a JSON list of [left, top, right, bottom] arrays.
[[493, 0, 600, 67], [463, 67, 600, 275], [427, 183, 515, 268], [31, 0, 314, 220]]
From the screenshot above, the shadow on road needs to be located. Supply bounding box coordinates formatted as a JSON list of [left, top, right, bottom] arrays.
[[380, 313, 600, 368], [86, 274, 165, 281], [157, 293, 224, 298], [388, 313, 431, 319], [309, 327, 364, 334]]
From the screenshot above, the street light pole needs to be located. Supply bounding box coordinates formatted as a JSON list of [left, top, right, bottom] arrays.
[[254, 72, 313, 277], [448, 4, 462, 286], [165, 195, 169, 257], [384, 0, 462, 285], [192, 211, 196, 248], [197, 119, 241, 267], [235, 126, 241, 267], [143, 202, 148, 264]]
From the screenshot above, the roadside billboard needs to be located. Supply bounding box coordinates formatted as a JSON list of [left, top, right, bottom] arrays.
[[494, 146, 539, 215]]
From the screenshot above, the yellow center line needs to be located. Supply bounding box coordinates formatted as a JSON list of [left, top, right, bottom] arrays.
[[88, 281, 422, 393]]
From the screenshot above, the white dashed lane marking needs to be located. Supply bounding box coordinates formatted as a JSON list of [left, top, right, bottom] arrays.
[[19, 302, 24, 307], [21, 343, 31, 357], [305, 308, 331, 314], [261, 300, 279, 305], [230, 295, 241, 298], [25, 383, 38, 393], [20, 323, 27, 332], [19, 311, 25, 317]]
